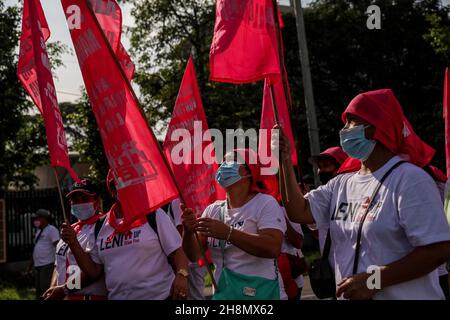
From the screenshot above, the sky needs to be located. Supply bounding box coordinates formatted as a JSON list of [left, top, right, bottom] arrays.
[[6, 0, 450, 103]]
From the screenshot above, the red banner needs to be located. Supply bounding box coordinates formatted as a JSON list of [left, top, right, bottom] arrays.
[[163, 57, 225, 215], [259, 76, 298, 166], [17, 0, 79, 181], [210, 0, 282, 84], [89, 0, 135, 80], [62, 0, 178, 221], [444, 68, 450, 177]]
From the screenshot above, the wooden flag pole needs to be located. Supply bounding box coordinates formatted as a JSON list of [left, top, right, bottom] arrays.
[[85, 0, 217, 290], [53, 167, 69, 223]]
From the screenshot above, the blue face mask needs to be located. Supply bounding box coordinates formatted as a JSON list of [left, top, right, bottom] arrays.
[[215, 162, 250, 189], [71, 202, 96, 221], [339, 125, 376, 161]]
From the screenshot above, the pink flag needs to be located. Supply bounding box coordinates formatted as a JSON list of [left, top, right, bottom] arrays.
[[210, 0, 282, 84], [163, 57, 225, 215], [89, 0, 134, 80], [444, 68, 450, 177], [62, 0, 178, 222], [259, 75, 298, 166], [17, 0, 79, 181]]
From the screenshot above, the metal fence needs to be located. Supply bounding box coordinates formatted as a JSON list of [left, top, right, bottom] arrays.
[[2, 189, 70, 262]]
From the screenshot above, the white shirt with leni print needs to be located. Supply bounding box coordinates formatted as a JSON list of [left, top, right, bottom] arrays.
[[202, 193, 287, 299], [306, 156, 450, 300], [89, 209, 182, 300]]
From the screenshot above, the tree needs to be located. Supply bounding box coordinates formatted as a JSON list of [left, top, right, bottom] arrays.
[[0, 0, 68, 190]]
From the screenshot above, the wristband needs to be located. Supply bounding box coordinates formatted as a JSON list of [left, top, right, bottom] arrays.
[[226, 226, 234, 242]]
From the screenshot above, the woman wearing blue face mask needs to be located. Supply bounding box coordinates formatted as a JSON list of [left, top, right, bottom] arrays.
[[181, 148, 288, 300], [275, 89, 450, 300], [42, 179, 108, 300]]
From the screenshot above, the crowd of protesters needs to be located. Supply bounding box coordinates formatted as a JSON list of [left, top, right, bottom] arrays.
[[28, 89, 450, 300]]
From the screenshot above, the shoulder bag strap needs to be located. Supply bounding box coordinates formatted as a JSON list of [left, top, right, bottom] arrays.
[[352, 160, 406, 274]]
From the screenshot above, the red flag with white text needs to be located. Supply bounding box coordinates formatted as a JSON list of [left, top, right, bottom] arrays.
[[17, 0, 79, 181], [163, 57, 225, 215], [210, 0, 282, 84], [62, 0, 178, 222]]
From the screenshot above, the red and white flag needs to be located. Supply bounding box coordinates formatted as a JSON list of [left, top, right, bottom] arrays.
[[259, 75, 298, 166], [163, 57, 225, 215], [17, 0, 79, 181], [210, 0, 282, 84], [62, 0, 178, 222]]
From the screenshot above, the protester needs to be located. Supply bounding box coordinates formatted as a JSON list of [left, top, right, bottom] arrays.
[[60, 170, 189, 300], [275, 89, 450, 299], [165, 198, 206, 300], [308, 147, 348, 265], [279, 208, 306, 300], [28, 209, 60, 299], [422, 165, 450, 300], [42, 179, 107, 300], [182, 148, 287, 300]]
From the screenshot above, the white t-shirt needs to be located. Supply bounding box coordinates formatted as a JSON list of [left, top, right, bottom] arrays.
[[306, 156, 450, 300], [55, 222, 107, 296], [90, 209, 182, 300], [281, 209, 305, 288], [202, 193, 287, 299], [33, 224, 60, 267], [168, 198, 182, 228]]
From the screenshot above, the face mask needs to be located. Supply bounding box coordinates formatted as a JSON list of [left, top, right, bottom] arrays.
[[33, 220, 41, 228], [339, 125, 376, 161], [216, 162, 250, 189], [71, 202, 96, 221], [319, 171, 335, 185]]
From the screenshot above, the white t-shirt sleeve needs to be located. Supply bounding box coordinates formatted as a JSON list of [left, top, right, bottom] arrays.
[[398, 176, 450, 247], [304, 179, 336, 230], [49, 225, 60, 243], [256, 197, 286, 233], [155, 209, 182, 256], [171, 199, 183, 227]]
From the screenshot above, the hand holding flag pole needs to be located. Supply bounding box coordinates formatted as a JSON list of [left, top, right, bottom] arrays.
[[84, 0, 217, 291]]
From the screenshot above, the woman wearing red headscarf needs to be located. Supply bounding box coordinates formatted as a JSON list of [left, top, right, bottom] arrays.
[[275, 89, 450, 300], [182, 149, 287, 300]]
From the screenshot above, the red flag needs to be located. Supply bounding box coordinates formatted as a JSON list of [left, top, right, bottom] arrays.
[[163, 57, 225, 215], [17, 0, 79, 181], [444, 68, 450, 178], [259, 76, 298, 166], [62, 0, 178, 222], [89, 0, 135, 81], [210, 0, 282, 84]]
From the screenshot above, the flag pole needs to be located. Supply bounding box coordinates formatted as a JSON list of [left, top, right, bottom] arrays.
[[53, 167, 69, 223], [85, 0, 217, 290]]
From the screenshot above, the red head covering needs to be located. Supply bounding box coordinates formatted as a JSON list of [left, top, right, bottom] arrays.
[[232, 148, 280, 201], [341, 89, 435, 169], [310, 146, 348, 166]]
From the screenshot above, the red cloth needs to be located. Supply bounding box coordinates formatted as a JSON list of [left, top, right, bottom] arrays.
[[209, 0, 282, 84], [233, 148, 280, 201], [17, 0, 79, 181], [106, 204, 148, 242], [62, 0, 178, 224], [277, 254, 299, 300], [90, 0, 134, 81], [341, 89, 435, 168], [444, 68, 450, 177], [427, 165, 447, 183], [337, 157, 361, 174], [259, 75, 298, 166], [163, 57, 225, 215], [318, 147, 348, 165], [72, 213, 104, 234]]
